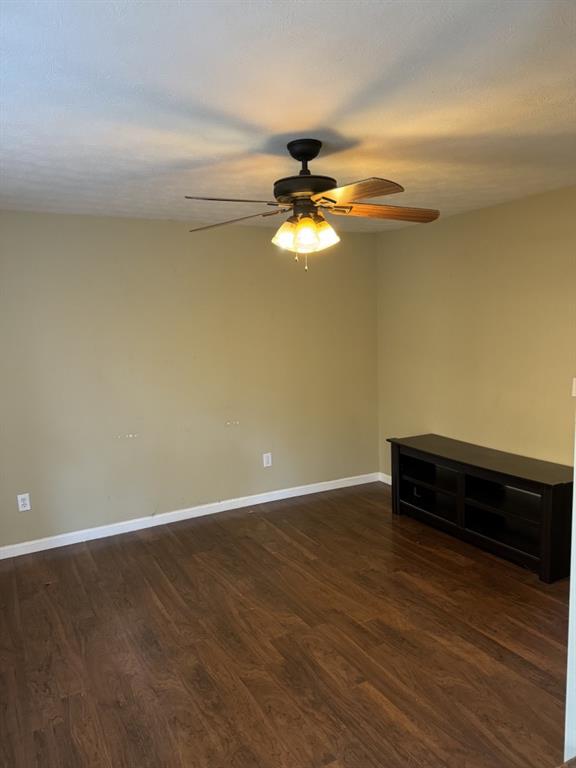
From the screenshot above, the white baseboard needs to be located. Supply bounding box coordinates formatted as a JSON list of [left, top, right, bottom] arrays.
[[0, 471, 391, 560]]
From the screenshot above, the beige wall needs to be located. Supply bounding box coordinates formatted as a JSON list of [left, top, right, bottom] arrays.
[[377, 187, 576, 474], [0, 212, 379, 546]]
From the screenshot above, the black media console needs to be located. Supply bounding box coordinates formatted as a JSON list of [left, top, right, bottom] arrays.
[[388, 434, 573, 582]]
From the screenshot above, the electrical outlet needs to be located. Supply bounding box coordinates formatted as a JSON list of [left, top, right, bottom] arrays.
[[262, 452, 272, 468], [17, 493, 31, 512]]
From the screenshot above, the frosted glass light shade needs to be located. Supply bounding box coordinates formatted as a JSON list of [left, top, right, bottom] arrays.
[[316, 219, 340, 249], [271, 218, 296, 250], [293, 216, 320, 253]]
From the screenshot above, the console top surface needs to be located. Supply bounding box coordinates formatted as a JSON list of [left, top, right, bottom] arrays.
[[388, 433, 573, 486]]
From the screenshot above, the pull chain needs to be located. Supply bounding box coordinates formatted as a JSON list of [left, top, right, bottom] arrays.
[[305, 254, 308, 271]]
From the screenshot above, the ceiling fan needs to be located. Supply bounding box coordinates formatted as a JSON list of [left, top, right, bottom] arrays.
[[185, 138, 439, 266]]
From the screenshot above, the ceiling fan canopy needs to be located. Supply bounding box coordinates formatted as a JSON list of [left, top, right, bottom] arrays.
[[185, 138, 440, 265]]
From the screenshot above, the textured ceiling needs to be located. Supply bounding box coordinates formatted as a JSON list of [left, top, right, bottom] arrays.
[[1, 0, 575, 231]]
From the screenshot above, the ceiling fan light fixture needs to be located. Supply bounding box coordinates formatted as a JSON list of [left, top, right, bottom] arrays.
[[272, 212, 341, 256]]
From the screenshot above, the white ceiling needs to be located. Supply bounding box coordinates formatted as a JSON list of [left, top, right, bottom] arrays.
[[1, 0, 575, 231]]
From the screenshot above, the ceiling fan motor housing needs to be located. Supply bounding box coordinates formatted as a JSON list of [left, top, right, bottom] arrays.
[[273, 174, 337, 204]]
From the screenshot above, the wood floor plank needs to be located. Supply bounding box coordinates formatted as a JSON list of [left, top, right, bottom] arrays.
[[240, 667, 336, 768], [0, 483, 568, 767]]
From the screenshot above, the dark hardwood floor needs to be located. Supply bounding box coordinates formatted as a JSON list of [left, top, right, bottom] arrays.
[[0, 483, 569, 767]]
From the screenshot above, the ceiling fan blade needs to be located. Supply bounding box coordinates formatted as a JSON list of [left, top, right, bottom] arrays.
[[189, 209, 285, 233], [185, 195, 280, 205], [329, 202, 439, 223], [312, 178, 404, 205]]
